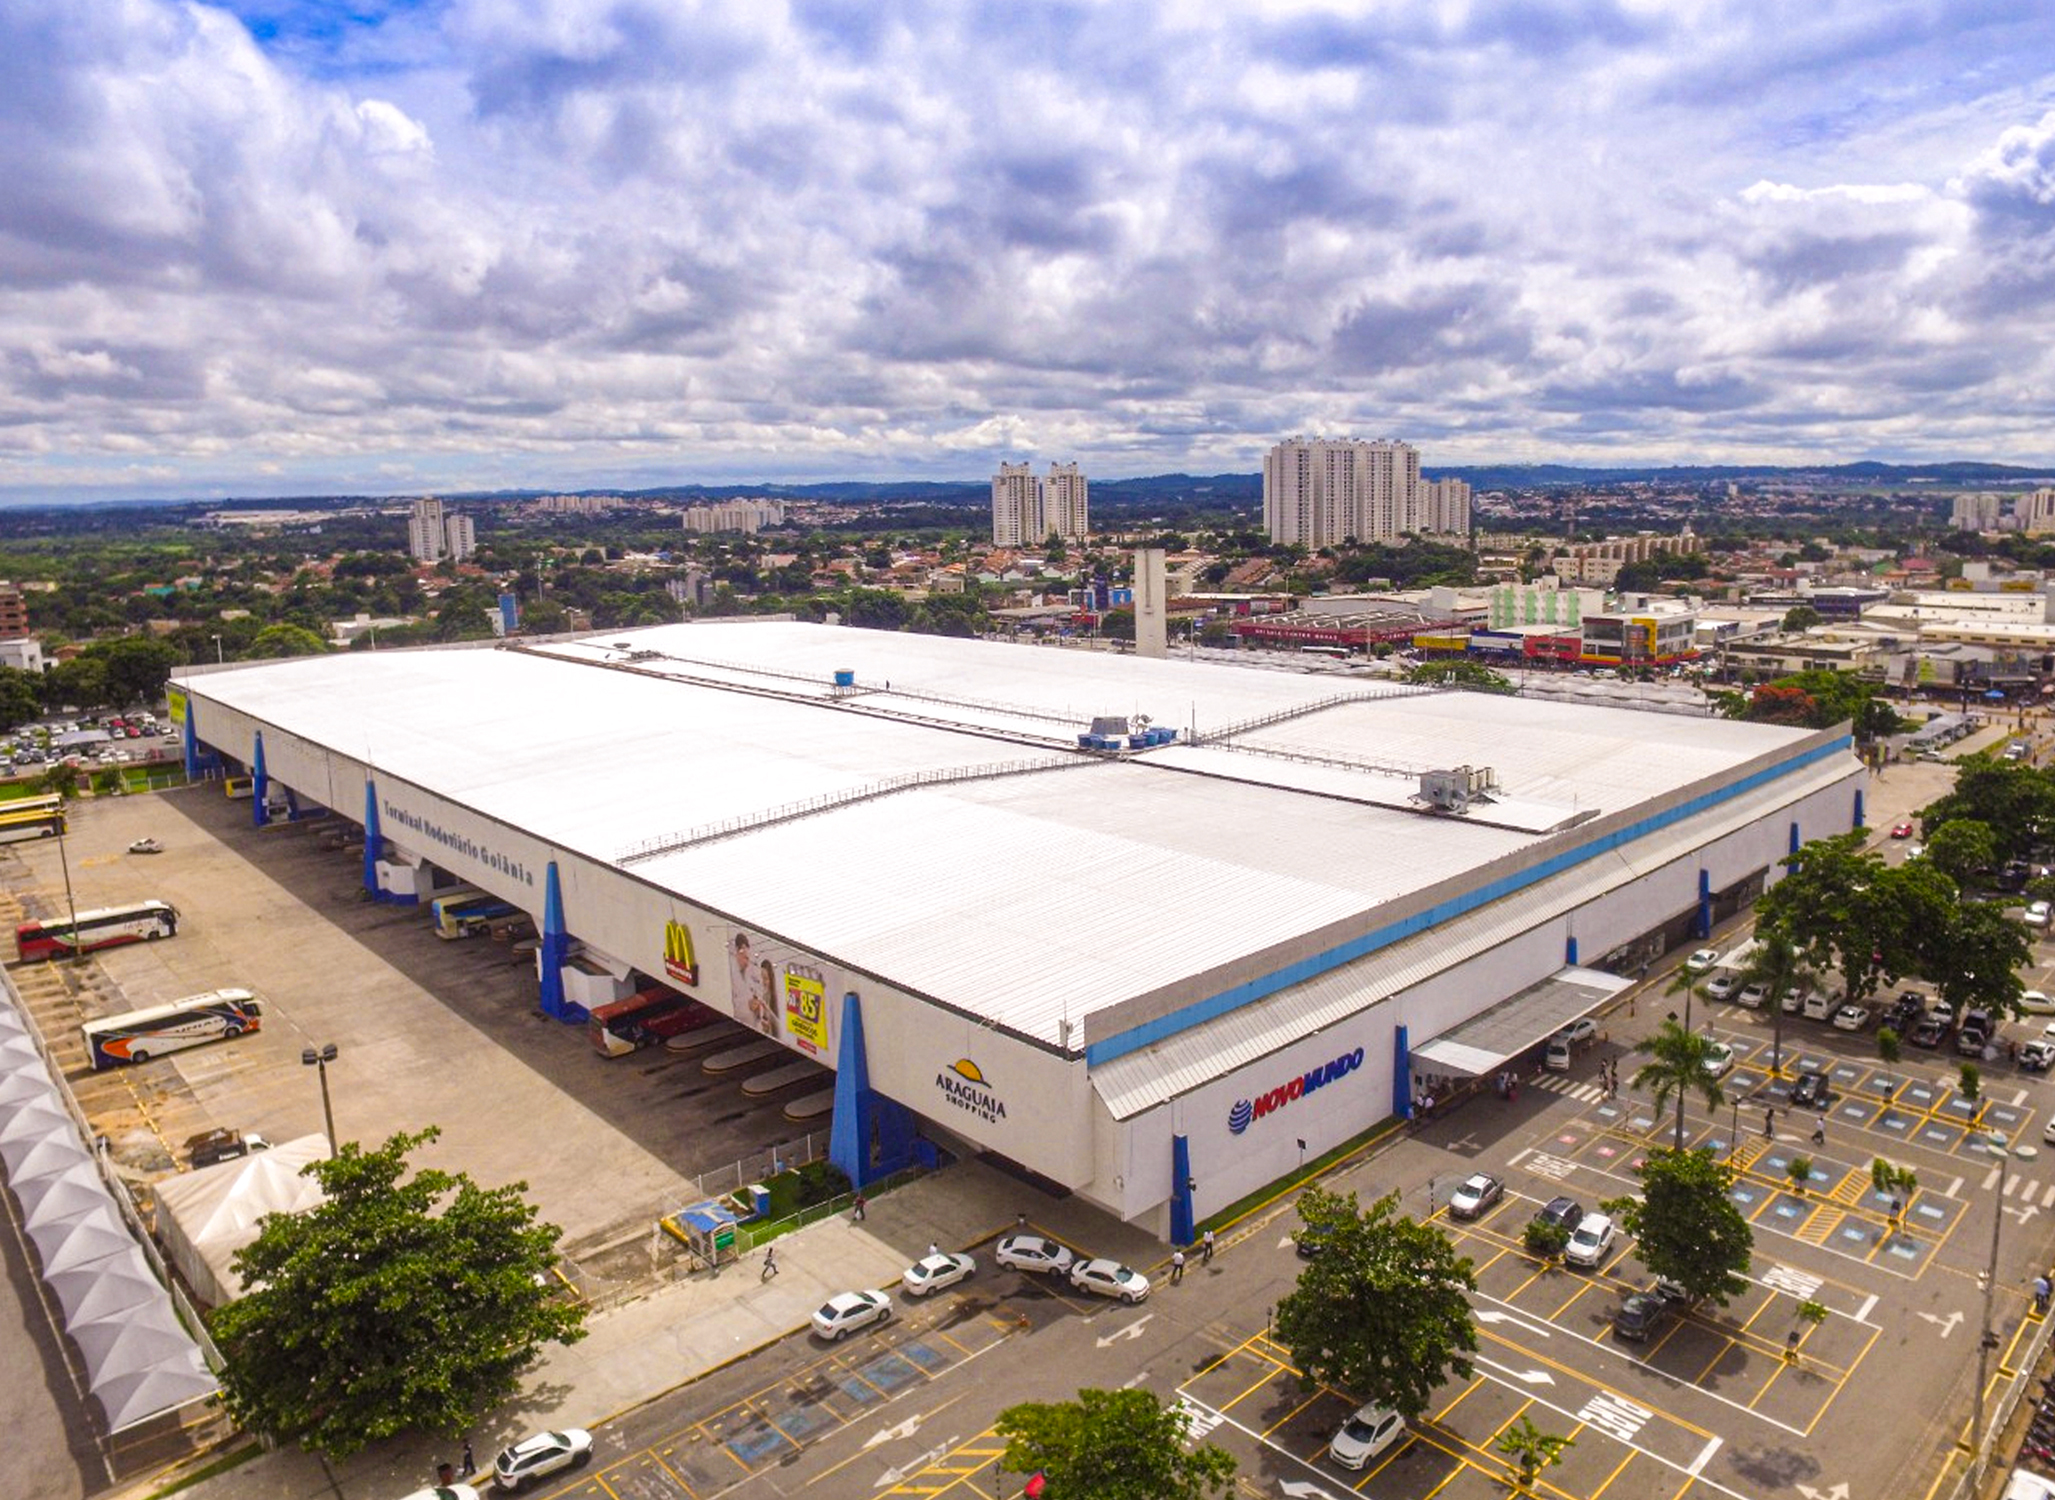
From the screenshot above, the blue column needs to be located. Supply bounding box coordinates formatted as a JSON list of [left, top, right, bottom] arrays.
[[1696, 869, 1712, 938], [1392, 1023, 1412, 1120], [1564, 935, 1579, 967], [829, 992, 875, 1188], [361, 779, 382, 899], [183, 700, 201, 781], [1853, 787, 1865, 829], [284, 788, 301, 821], [538, 862, 570, 1021], [251, 732, 269, 828], [1170, 1133, 1195, 1246], [1789, 820, 1801, 856]]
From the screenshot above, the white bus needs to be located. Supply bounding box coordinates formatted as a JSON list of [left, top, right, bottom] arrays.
[[16, 899, 178, 961], [82, 988, 263, 1069]]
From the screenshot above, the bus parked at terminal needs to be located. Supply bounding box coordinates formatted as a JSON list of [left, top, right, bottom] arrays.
[[589, 987, 719, 1056], [83, 988, 262, 1069], [431, 889, 521, 940], [16, 899, 179, 961], [0, 805, 66, 843]]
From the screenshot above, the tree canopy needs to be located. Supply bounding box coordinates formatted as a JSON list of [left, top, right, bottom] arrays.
[[210, 1127, 585, 1460], [1603, 1148, 1752, 1306], [1403, 659, 1515, 694], [1630, 1018, 1728, 1150], [1921, 759, 2055, 864], [1274, 1188, 1478, 1419], [995, 1388, 1235, 1500]]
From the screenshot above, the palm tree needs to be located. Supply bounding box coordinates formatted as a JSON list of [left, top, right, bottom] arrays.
[[1738, 928, 1810, 1079], [1632, 1017, 1727, 1150]]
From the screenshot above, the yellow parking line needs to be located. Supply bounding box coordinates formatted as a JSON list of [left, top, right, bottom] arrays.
[[1588, 1446, 1638, 1499], [1221, 1362, 1287, 1412]]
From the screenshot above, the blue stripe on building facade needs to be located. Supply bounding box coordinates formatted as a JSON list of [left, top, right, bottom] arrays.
[[1086, 736, 1854, 1067]]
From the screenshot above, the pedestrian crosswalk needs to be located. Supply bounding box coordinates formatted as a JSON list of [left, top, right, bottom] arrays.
[[1981, 1166, 2055, 1207], [1528, 1072, 1606, 1104]]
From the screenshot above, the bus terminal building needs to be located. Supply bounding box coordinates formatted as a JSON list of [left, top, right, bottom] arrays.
[[172, 623, 1866, 1241]]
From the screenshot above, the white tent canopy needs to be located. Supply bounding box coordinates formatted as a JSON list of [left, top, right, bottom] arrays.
[[0, 992, 219, 1433], [153, 1136, 328, 1306]]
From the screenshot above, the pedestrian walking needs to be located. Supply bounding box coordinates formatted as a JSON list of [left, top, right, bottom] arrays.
[[461, 1441, 475, 1479], [1170, 1249, 1186, 1284], [1201, 1228, 1216, 1264], [2035, 1274, 2051, 1315], [852, 1192, 866, 1221], [761, 1246, 778, 1281], [1811, 1111, 1826, 1146], [1764, 1107, 1776, 1139]]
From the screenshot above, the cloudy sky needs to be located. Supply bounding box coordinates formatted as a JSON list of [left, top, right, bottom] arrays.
[[5, 0, 2055, 503]]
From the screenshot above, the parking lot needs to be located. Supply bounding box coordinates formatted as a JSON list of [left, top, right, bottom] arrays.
[[3, 785, 836, 1266]]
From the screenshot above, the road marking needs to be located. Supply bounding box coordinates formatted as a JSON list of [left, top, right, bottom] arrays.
[[1476, 1308, 1553, 1339], [1854, 1294, 1879, 1322], [1279, 1481, 1344, 1499], [1946, 1175, 1964, 1198], [2043, 1183, 2055, 1209], [1095, 1313, 1153, 1347], [1175, 1394, 1226, 1441], [1797, 1483, 1851, 1500], [1577, 1391, 1654, 1444], [1760, 1263, 1823, 1300], [1985, 1166, 2003, 1191], [2007, 1204, 2039, 1227], [1917, 1310, 1964, 1338], [1476, 1354, 1554, 1386], [1688, 1435, 1723, 1477], [1525, 1151, 1578, 1181], [1507, 1146, 1533, 1168], [873, 1435, 959, 1489], [2012, 1089, 2029, 1107]]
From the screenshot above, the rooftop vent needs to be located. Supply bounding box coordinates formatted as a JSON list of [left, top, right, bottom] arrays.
[[1416, 765, 1498, 815]]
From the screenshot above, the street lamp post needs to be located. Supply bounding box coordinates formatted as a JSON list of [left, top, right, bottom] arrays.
[[210, 634, 223, 665], [301, 1044, 339, 1156], [54, 818, 81, 965], [1971, 1129, 2009, 1490]]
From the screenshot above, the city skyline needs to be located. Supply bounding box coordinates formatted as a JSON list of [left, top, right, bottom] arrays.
[[5, 1, 2055, 505]]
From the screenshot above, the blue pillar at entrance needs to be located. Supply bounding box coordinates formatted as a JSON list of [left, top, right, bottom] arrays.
[[284, 788, 301, 821], [1170, 1134, 1195, 1246], [1853, 787, 1865, 829], [1393, 1023, 1412, 1120], [361, 779, 382, 899], [183, 700, 201, 781], [1565, 935, 1579, 967], [1789, 821, 1802, 857], [538, 862, 570, 1021], [1696, 869, 1713, 938], [251, 732, 269, 828], [829, 992, 877, 1188]]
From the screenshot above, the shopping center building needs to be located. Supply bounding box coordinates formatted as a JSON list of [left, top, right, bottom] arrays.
[[172, 622, 1866, 1240]]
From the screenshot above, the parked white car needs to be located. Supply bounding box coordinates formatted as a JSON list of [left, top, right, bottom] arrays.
[[1684, 948, 1720, 974], [995, 1233, 1076, 1277], [1702, 1041, 1736, 1078], [811, 1290, 893, 1340], [1328, 1402, 1407, 1469], [902, 1251, 975, 1297], [1565, 1212, 1617, 1269], [1704, 972, 1739, 1001], [492, 1429, 592, 1491], [1068, 1258, 1151, 1303]]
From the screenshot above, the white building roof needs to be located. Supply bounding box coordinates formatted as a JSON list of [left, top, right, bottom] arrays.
[[186, 622, 1832, 1052]]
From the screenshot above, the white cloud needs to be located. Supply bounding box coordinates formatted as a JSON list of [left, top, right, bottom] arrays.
[[2, 0, 2055, 501]]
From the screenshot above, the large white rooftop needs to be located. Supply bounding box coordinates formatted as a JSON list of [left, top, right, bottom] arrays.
[[186, 622, 1831, 1051]]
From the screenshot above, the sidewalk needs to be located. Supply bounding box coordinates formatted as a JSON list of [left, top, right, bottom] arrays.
[[158, 1157, 1159, 1500]]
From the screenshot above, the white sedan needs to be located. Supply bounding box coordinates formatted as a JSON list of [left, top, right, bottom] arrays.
[[1328, 1402, 1407, 1469], [1684, 948, 1720, 974], [995, 1233, 1076, 1277], [1702, 1041, 1736, 1078], [493, 1429, 592, 1491], [811, 1290, 893, 1340], [1554, 1018, 1598, 1046], [1831, 1005, 1871, 1032], [1703, 973, 1739, 1001], [902, 1251, 975, 1297], [1067, 1257, 1152, 1303]]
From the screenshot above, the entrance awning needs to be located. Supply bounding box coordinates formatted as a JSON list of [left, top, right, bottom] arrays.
[[1410, 967, 1633, 1078]]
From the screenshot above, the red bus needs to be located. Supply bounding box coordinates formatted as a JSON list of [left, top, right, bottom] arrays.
[[17, 899, 179, 962], [588, 987, 718, 1056]]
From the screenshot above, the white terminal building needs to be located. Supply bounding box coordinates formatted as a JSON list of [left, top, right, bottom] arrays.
[[173, 623, 1865, 1240]]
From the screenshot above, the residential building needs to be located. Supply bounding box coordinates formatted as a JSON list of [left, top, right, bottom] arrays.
[[682, 499, 786, 535], [1043, 462, 1090, 542], [0, 582, 28, 639], [2014, 489, 2055, 536], [408, 498, 446, 563], [444, 512, 477, 563], [1261, 437, 1465, 547], [1551, 528, 1698, 586], [1950, 493, 2004, 531], [990, 462, 1090, 547]]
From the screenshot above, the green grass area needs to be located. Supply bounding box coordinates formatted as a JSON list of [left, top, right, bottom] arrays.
[[1198, 1115, 1406, 1237], [145, 1442, 262, 1499]]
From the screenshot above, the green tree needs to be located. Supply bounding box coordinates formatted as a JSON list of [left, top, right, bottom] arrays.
[[844, 588, 911, 631], [0, 670, 40, 731], [1923, 819, 1996, 888], [1602, 1149, 1752, 1307], [1780, 605, 1823, 632], [1630, 1018, 1727, 1150], [1275, 1188, 1478, 1419], [1737, 928, 1809, 1077], [1785, 1154, 1815, 1196], [245, 623, 331, 659], [94, 637, 184, 705], [1495, 1415, 1574, 1493], [1922, 760, 2055, 863], [210, 1127, 585, 1460], [995, 1388, 1235, 1500], [40, 656, 108, 711], [1921, 900, 2030, 1018], [1758, 834, 1931, 1002], [1402, 660, 1515, 694]]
